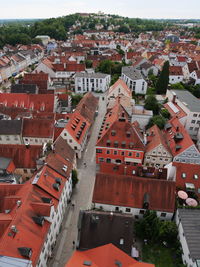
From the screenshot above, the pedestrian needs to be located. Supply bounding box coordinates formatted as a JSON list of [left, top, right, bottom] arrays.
[[84, 162, 87, 167], [72, 240, 75, 249]]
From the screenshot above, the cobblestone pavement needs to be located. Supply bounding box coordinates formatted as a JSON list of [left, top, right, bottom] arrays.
[[49, 93, 107, 267]]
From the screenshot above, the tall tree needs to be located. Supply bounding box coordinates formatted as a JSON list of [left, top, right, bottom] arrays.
[[156, 61, 169, 94]]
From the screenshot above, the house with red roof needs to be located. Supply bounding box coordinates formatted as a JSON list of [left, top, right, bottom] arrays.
[[107, 78, 132, 100], [169, 66, 184, 84], [0, 93, 57, 113], [144, 125, 172, 168], [0, 144, 42, 182], [22, 118, 55, 145], [66, 243, 155, 267], [61, 92, 98, 158], [166, 161, 200, 196], [21, 73, 54, 94], [96, 115, 145, 166], [0, 142, 73, 267], [92, 172, 175, 220], [164, 117, 200, 164]]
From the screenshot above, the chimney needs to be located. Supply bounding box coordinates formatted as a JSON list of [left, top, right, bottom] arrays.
[[172, 92, 177, 103]]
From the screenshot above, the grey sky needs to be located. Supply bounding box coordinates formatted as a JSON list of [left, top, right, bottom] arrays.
[[1, 0, 200, 19]]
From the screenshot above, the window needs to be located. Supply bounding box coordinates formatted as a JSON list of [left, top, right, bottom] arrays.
[[116, 159, 121, 164], [125, 208, 131, 212], [114, 151, 118, 155], [136, 153, 140, 157], [160, 158, 163, 160], [135, 215, 139, 219], [189, 127, 193, 130], [96, 149, 102, 153], [106, 158, 111, 163], [161, 213, 166, 217], [106, 150, 110, 154], [193, 114, 197, 117], [74, 146, 77, 150], [24, 169, 28, 173], [69, 139, 72, 143], [139, 210, 145, 214], [194, 174, 198, 180], [128, 152, 132, 156], [115, 207, 119, 211], [182, 173, 186, 178], [191, 120, 196, 124], [121, 151, 125, 156], [195, 127, 199, 131], [99, 158, 104, 162]]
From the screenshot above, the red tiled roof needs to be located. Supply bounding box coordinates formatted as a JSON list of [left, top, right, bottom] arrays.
[[173, 162, 200, 193], [22, 118, 54, 138], [146, 125, 171, 154], [163, 117, 194, 157], [66, 243, 155, 267], [97, 119, 145, 152], [0, 93, 55, 112], [163, 102, 187, 120], [0, 144, 42, 168], [93, 173, 175, 213], [0, 180, 57, 266], [169, 66, 183, 76]]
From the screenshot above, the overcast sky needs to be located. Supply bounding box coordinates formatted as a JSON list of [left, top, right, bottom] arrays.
[[1, 0, 200, 19]]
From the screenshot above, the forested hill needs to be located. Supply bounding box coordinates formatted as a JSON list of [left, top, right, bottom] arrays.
[[0, 13, 172, 47]]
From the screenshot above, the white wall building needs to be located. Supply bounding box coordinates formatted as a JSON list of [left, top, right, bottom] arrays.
[[74, 73, 111, 93], [122, 66, 147, 95]]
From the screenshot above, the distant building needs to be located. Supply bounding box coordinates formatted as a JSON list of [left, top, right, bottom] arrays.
[[35, 35, 50, 46], [122, 66, 147, 95], [74, 72, 111, 93]]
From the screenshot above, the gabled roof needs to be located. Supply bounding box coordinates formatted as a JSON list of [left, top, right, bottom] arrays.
[[76, 92, 98, 124], [108, 79, 131, 98], [66, 243, 154, 267], [93, 173, 175, 213], [163, 117, 194, 157], [146, 125, 171, 155], [97, 119, 145, 152]]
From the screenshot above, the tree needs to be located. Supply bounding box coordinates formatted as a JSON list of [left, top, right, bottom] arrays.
[[135, 210, 161, 243], [160, 108, 171, 119], [159, 221, 178, 246], [72, 169, 79, 188], [170, 82, 184, 89], [85, 60, 93, 68], [144, 95, 160, 115], [156, 61, 169, 94], [147, 115, 166, 129]]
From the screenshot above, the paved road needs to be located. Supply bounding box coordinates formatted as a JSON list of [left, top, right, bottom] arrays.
[[49, 93, 107, 267]]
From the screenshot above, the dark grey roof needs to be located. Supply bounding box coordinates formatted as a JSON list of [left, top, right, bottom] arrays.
[[0, 157, 12, 170], [75, 72, 109, 79], [122, 66, 143, 80], [77, 210, 134, 255], [11, 84, 37, 94], [0, 120, 22, 135], [178, 209, 200, 260], [139, 62, 153, 70], [171, 90, 200, 112]]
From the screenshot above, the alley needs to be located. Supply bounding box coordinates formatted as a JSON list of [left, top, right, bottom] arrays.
[[49, 93, 107, 267]]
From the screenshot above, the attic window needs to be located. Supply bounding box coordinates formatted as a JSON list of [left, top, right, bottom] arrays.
[[41, 197, 52, 203], [55, 178, 62, 184], [32, 216, 44, 226], [194, 174, 198, 180], [53, 183, 60, 191], [83, 261, 92, 266], [114, 141, 118, 148], [18, 247, 32, 258], [182, 173, 186, 179], [126, 131, 131, 137], [115, 260, 122, 267], [111, 130, 116, 136]]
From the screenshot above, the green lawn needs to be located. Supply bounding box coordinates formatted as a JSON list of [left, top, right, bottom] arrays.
[[142, 244, 184, 267]]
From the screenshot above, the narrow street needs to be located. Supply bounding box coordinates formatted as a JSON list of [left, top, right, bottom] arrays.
[[49, 93, 107, 267]]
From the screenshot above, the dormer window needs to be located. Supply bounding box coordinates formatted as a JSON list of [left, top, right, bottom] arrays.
[[126, 131, 131, 137], [111, 130, 116, 136], [194, 174, 198, 180]]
